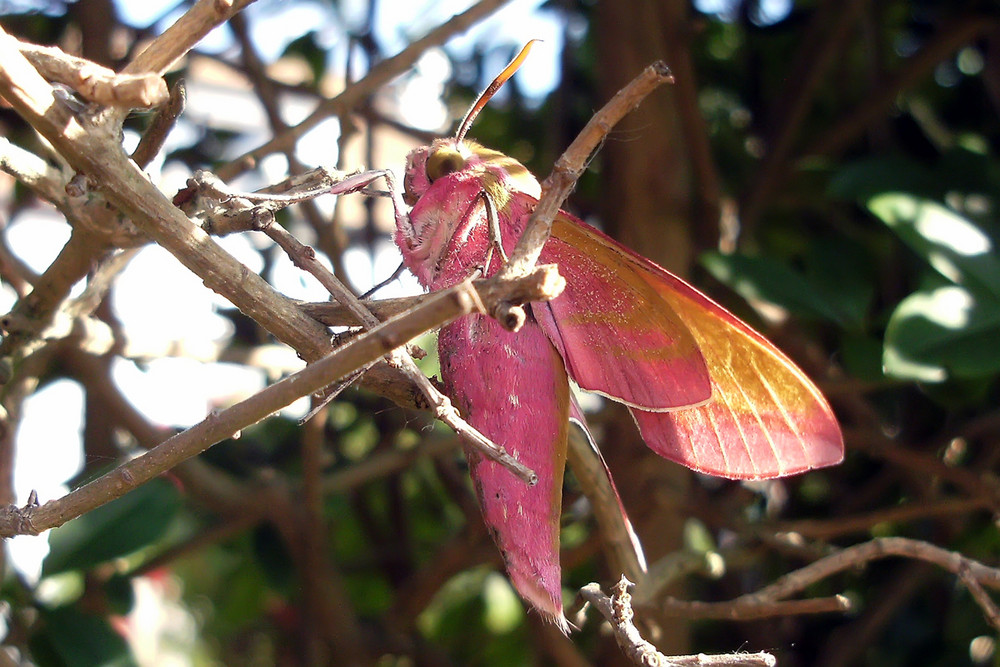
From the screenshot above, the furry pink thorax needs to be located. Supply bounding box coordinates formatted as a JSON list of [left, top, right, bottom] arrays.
[[399, 139, 540, 289]]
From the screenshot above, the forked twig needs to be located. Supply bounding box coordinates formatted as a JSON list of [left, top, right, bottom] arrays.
[[656, 537, 1000, 629], [576, 577, 776, 667], [259, 202, 539, 485], [0, 23, 335, 365]]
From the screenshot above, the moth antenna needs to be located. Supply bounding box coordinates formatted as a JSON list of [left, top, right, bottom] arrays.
[[455, 40, 539, 143]]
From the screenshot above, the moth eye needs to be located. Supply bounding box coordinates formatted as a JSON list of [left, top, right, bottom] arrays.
[[426, 148, 466, 182]]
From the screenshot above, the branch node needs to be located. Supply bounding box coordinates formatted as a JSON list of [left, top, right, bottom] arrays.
[[251, 207, 275, 230], [492, 302, 525, 331]]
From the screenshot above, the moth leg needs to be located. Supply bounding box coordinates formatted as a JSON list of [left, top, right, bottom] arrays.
[[360, 261, 406, 299], [322, 168, 416, 297], [325, 169, 391, 197], [462, 191, 507, 282], [476, 245, 495, 281], [328, 167, 413, 244], [480, 190, 509, 264], [373, 169, 413, 242]]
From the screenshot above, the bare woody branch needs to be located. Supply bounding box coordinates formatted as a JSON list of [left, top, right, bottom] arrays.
[[16, 40, 168, 108], [576, 577, 777, 667], [498, 61, 675, 282], [0, 135, 68, 204], [485, 61, 674, 329], [131, 81, 186, 168], [122, 0, 258, 76], [0, 24, 333, 364], [301, 266, 566, 325], [659, 594, 851, 621], [0, 282, 481, 538], [773, 497, 993, 541], [177, 166, 567, 485], [658, 537, 1000, 629], [959, 567, 1000, 633]]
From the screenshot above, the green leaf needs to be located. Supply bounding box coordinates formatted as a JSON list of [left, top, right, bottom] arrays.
[[802, 236, 876, 330], [828, 156, 940, 201], [30, 607, 135, 667], [701, 251, 849, 325], [43, 479, 181, 577], [482, 573, 523, 634], [867, 193, 1000, 300], [935, 148, 1000, 198], [883, 283, 1000, 381], [839, 333, 886, 383]]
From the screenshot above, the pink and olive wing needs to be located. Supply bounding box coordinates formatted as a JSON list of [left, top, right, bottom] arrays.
[[549, 215, 844, 480], [438, 314, 570, 631], [531, 212, 711, 410]]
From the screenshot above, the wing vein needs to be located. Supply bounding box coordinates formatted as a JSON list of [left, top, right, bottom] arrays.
[[755, 362, 811, 466]]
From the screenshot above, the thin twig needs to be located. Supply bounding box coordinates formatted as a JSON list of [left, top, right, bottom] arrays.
[[228, 11, 350, 284], [0, 136, 70, 204], [959, 566, 1000, 632], [576, 577, 776, 667], [0, 26, 335, 363], [301, 266, 565, 325], [0, 231, 112, 359], [181, 167, 561, 485], [655, 537, 1000, 630], [256, 197, 537, 484], [62, 347, 251, 516], [659, 595, 851, 621], [498, 62, 675, 281], [473, 61, 673, 328], [131, 80, 186, 168], [774, 497, 993, 541], [122, 0, 257, 77]]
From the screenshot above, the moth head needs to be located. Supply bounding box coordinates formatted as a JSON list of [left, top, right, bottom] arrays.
[[425, 146, 467, 183], [401, 41, 538, 206], [402, 139, 469, 205]]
